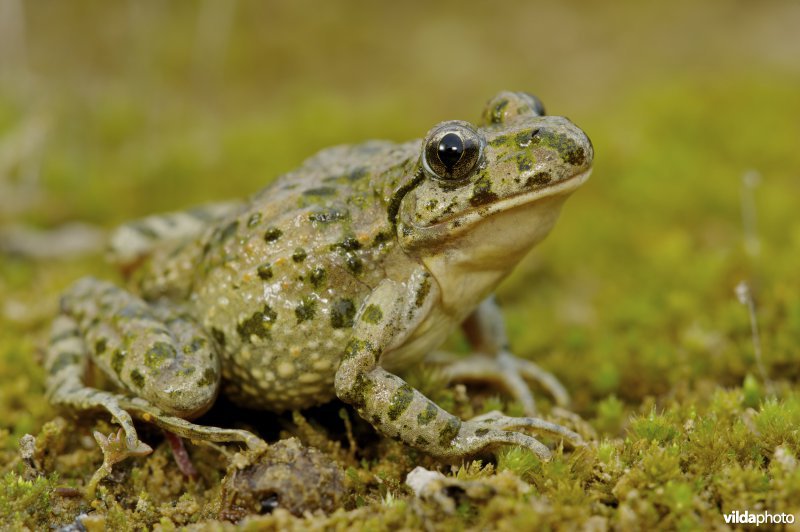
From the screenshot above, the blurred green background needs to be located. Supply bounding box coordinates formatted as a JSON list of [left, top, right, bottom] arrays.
[[2, 0, 797, 395], [1, 0, 799, 528]]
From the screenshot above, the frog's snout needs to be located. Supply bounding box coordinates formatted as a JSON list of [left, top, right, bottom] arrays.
[[523, 116, 593, 174], [561, 118, 594, 169]]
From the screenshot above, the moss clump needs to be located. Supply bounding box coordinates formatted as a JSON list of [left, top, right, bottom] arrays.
[[0, 472, 70, 530]]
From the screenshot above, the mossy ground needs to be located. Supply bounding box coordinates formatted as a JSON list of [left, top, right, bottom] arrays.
[[2, 1, 799, 530]]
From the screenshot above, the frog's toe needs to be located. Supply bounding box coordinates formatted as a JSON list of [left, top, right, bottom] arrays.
[[452, 411, 583, 461], [455, 425, 553, 460], [511, 354, 571, 407], [468, 410, 583, 448], [433, 351, 569, 416], [86, 429, 153, 499], [94, 429, 153, 466]]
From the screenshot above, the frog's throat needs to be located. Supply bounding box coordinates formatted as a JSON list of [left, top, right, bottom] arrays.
[[398, 168, 591, 252]]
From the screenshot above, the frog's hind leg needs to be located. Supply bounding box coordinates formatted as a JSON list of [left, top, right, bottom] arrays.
[[109, 200, 243, 267], [47, 313, 142, 450], [428, 296, 569, 416], [46, 277, 264, 458]]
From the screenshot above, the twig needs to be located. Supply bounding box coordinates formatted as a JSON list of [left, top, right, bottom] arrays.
[[735, 281, 773, 395]]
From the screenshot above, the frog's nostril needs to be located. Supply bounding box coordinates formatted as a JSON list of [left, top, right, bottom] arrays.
[[530, 128, 540, 137]]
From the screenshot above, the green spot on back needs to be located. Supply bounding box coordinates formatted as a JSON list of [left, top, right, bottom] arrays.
[[331, 299, 356, 329], [347, 167, 368, 181], [295, 297, 317, 323], [372, 231, 392, 247], [341, 237, 361, 250], [309, 266, 327, 288], [345, 253, 363, 274], [237, 304, 278, 341], [247, 212, 262, 227], [303, 186, 337, 196], [264, 227, 283, 243], [130, 369, 145, 388], [309, 209, 349, 224], [257, 263, 274, 280], [292, 248, 307, 263]]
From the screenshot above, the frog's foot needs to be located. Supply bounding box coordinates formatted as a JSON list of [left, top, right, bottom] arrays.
[[118, 396, 268, 454], [86, 429, 152, 499], [453, 410, 584, 460], [83, 401, 264, 495], [430, 350, 570, 416]]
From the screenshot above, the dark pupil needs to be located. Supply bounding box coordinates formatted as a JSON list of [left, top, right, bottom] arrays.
[[437, 133, 464, 171]]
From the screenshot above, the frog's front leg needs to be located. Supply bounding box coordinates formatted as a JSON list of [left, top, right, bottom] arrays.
[[334, 272, 581, 460], [46, 277, 263, 459], [430, 296, 570, 416]]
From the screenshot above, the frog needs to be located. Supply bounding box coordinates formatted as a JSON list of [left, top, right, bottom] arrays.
[[45, 91, 593, 470]]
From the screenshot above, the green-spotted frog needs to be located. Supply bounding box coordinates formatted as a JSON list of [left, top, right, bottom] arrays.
[[47, 91, 593, 468]]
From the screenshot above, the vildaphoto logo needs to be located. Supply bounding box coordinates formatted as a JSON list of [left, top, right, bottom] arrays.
[[723, 510, 795, 526]]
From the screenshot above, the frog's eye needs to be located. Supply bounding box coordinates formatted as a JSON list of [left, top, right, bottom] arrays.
[[482, 91, 545, 125], [422, 122, 483, 182]]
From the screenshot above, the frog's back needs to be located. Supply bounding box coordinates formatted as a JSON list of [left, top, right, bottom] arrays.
[[189, 140, 419, 410]]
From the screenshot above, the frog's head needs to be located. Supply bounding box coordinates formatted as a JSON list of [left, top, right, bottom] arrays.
[[396, 91, 593, 305]]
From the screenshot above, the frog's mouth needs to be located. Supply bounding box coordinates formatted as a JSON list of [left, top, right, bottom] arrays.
[[405, 168, 591, 235], [397, 167, 591, 256], [458, 167, 590, 223]]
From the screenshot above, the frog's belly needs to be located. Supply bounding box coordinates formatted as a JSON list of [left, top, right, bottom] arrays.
[[218, 327, 350, 412], [213, 299, 459, 411]]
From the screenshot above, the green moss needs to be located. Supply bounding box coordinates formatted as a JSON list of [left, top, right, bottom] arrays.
[[0, 473, 59, 530], [496, 447, 541, 481], [629, 410, 680, 444], [594, 394, 625, 435]]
